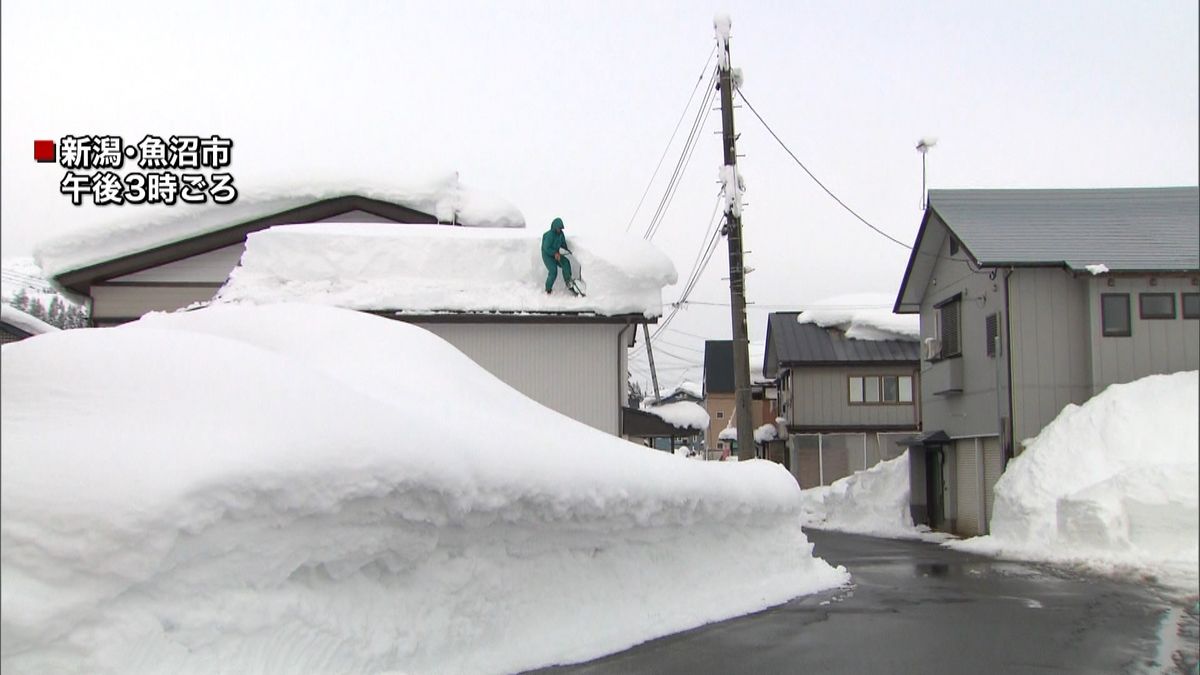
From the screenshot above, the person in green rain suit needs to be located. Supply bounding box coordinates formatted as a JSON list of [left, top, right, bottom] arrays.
[[541, 217, 574, 294]]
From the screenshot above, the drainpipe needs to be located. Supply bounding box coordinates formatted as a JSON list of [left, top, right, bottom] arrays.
[[1002, 268, 1016, 466], [818, 434, 825, 486]]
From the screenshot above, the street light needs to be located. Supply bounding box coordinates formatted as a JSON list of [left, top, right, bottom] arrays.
[[916, 137, 938, 209]]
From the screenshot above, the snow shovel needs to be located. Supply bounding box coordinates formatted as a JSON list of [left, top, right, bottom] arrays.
[[561, 250, 587, 297]]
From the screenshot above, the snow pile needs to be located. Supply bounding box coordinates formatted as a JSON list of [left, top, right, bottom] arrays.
[[754, 424, 778, 443], [33, 172, 525, 277], [642, 401, 709, 431], [0, 305, 59, 336], [797, 293, 919, 341], [719, 423, 737, 441], [1084, 263, 1110, 275], [1, 303, 847, 674], [797, 452, 935, 539], [952, 371, 1199, 589], [216, 223, 678, 318]]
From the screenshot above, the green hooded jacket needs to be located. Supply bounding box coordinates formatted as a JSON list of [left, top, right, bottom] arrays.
[[541, 217, 568, 259]]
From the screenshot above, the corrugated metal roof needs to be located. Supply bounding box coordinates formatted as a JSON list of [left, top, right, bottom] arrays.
[[703, 340, 734, 394], [928, 187, 1199, 271], [767, 313, 919, 364]]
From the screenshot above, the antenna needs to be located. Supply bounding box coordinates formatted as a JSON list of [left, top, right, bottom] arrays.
[[916, 137, 937, 209]]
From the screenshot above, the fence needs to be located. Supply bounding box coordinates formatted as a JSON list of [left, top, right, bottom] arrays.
[[788, 432, 911, 488]]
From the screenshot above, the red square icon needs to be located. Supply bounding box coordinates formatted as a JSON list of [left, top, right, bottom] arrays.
[[34, 139, 56, 163]]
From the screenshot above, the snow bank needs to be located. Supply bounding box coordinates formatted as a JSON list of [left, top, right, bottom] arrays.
[[216, 223, 678, 318], [797, 292, 919, 341], [952, 371, 1199, 590], [33, 172, 525, 277], [0, 303, 846, 674], [0, 305, 59, 336], [797, 452, 940, 540], [642, 401, 709, 431]]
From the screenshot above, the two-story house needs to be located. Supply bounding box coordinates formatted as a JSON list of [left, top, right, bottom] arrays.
[[702, 340, 775, 461], [894, 187, 1200, 536], [763, 313, 921, 488]]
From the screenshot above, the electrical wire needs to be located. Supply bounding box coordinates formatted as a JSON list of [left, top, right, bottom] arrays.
[[735, 88, 912, 250], [643, 72, 718, 241], [625, 45, 718, 234]]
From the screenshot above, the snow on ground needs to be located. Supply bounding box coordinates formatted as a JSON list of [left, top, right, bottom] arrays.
[[0, 303, 847, 675], [33, 172, 525, 278], [642, 401, 709, 431], [797, 292, 919, 341], [0, 305, 59, 335], [797, 452, 951, 542], [950, 371, 1199, 593], [216, 223, 678, 318]]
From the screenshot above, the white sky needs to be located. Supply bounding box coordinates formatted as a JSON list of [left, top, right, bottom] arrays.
[[3, 0, 1197, 387]]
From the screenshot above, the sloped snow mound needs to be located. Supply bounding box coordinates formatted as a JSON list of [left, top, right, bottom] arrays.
[[953, 371, 1199, 588], [1, 303, 846, 674], [216, 224, 678, 318], [798, 452, 927, 538]]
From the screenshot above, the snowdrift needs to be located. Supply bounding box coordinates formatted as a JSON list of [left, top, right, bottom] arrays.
[[797, 452, 930, 539], [1, 303, 846, 674], [953, 371, 1199, 588], [216, 224, 678, 318]]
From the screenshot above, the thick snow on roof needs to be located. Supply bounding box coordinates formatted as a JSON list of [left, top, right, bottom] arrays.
[[216, 223, 678, 318], [950, 371, 1198, 591], [754, 423, 779, 443], [643, 401, 709, 431], [797, 293, 919, 341], [33, 172, 525, 277], [0, 303, 846, 673], [0, 305, 59, 336]]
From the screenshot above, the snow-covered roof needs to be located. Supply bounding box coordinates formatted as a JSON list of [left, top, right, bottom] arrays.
[[1, 304, 59, 336], [216, 223, 678, 318], [754, 423, 779, 443], [797, 293, 919, 341], [33, 173, 525, 277], [642, 401, 709, 431], [718, 424, 737, 441]]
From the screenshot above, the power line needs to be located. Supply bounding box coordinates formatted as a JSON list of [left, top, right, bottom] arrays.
[[625, 45, 717, 234], [735, 88, 912, 250], [643, 71, 718, 241]]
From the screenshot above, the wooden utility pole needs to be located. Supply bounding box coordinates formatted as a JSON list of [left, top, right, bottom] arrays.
[[714, 15, 756, 461], [643, 322, 662, 402]]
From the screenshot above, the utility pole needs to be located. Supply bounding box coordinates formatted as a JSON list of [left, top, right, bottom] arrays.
[[714, 15, 755, 461], [643, 322, 662, 402]]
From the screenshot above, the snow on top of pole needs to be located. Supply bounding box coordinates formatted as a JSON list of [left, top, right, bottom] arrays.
[[714, 14, 732, 70]]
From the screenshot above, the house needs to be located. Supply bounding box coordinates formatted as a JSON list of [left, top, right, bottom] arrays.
[[702, 340, 777, 461], [763, 312, 920, 488], [894, 186, 1200, 536], [36, 179, 677, 438], [0, 305, 59, 344], [621, 400, 708, 453]]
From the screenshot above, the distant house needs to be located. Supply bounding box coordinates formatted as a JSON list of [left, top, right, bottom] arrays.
[[702, 340, 777, 461], [38, 181, 677, 438], [894, 187, 1200, 536], [763, 313, 920, 488], [621, 400, 708, 453], [0, 305, 59, 344]]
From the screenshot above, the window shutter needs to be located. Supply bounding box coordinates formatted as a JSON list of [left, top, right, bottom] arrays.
[[940, 300, 961, 356], [985, 313, 1000, 357]]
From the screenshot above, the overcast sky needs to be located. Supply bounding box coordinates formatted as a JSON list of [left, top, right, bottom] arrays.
[[3, 0, 1197, 387]]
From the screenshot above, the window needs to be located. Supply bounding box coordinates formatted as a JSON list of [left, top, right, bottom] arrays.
[[1101, 293, 1131, 337], [716, 411, 724, 419], [1139, 293, 1176, 319], [849, 375, 914, 405], [936, 296, 962, 357], [1184, 293, 1200, 320], [985, 313, 1000, 358], [949, 237, 960, 256]]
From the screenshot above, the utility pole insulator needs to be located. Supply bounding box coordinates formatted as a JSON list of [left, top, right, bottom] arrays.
[[714, 14, 757, 462]]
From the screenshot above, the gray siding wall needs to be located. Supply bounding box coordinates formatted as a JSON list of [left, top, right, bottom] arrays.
[[1087, 275, 1200, 394], [787, 365, 919, 428], [109, 244, 244, 283], [917, 222, 1012, 439], [91, 284, 221, 320], [418, 322, 623, 435], [1007, 268, 1094, 446]]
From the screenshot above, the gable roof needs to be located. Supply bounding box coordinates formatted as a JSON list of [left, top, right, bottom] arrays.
[[895, 186, 1200, 312], [764, 313, 919, 378], [0, 305, 60, 337], [703, 340, 734, 395]]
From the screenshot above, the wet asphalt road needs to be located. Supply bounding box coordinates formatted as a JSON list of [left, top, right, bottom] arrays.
[[530, 529, 1198, 674]]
